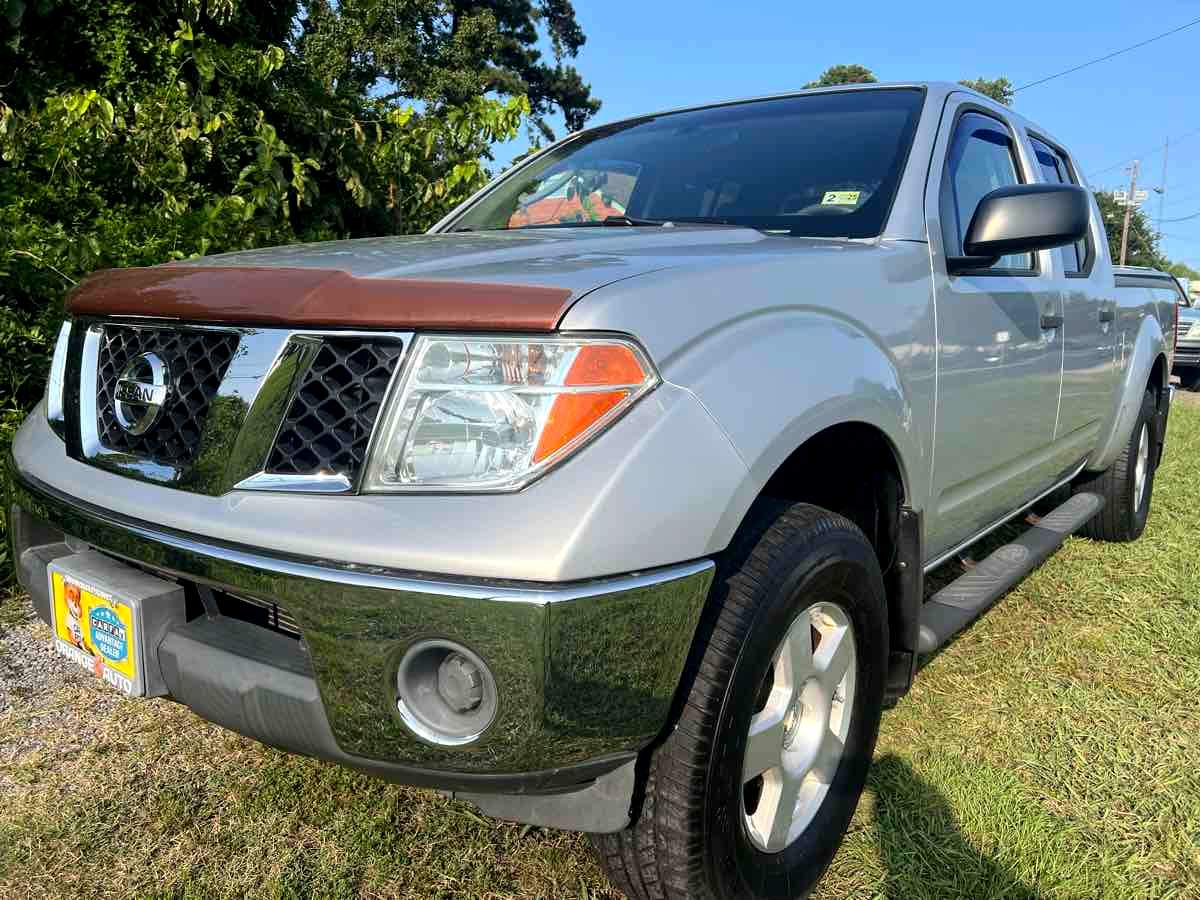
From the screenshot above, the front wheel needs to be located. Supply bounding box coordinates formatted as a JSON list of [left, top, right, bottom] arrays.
[[1075, 388, 1159, 542], [593, 502, 888, 900]]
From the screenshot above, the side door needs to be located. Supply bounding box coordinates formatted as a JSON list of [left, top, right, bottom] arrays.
[[1028, 135, 1117, 458], [924, 104, 1065, 561]]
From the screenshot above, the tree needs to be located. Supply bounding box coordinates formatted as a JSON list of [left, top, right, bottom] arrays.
[[1094, 192, 1166, 269], [0, 0, 529, 287], [0, 1, 556, 584], [804, 64, 877, 88], [0, 0, 539, 462], [803, 66, 1015, 108], [298, 1, 599, 141], [959, 77, 1014, 106], [1167, 260, 1200, 283]]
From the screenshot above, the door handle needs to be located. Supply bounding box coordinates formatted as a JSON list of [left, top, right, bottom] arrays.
[[1040, 313, 1064, 329], [1099, 308, 1115, 323]]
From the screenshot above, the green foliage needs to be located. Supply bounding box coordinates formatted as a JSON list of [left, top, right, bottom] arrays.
[[1166, 260, 1200, 282], [0, 0, 537, 359], [0, 0, 550, 586], [804, 64, 877, 88], [959, 77, 1014, 106], [299, 0, 598, 141], [0, 306, 51, 589], [0, 2, 533, 290], [1094, 191, 1167, 269]]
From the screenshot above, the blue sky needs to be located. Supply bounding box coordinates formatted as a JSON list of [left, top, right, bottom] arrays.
[[493, 0, 1200, 269]]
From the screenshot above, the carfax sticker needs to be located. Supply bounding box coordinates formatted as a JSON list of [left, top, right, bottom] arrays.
[[89, 606, 129, 662], [821, 190, 861, 206]]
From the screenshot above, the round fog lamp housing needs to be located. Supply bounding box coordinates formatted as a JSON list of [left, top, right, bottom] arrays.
[[438, 652, 484, 712], [395, 640, 497, 746]]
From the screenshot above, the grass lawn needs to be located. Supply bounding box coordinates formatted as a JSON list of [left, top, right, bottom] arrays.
[[2, 398, 1199, 899]]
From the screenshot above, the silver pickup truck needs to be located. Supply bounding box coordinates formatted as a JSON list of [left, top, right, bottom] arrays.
[[6, 82, 1179, 899]]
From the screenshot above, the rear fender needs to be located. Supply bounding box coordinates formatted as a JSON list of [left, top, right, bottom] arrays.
[[1088, 314, 1167, 472]]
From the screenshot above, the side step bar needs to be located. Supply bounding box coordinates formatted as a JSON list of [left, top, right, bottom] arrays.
[[917, 492, 1103, 655]]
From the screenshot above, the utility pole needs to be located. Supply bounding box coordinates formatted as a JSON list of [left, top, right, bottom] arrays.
[[1158, 137, 1169, 240], [1119, 160, 1140, 267]]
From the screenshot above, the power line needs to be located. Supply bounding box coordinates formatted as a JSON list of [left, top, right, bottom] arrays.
[[1163, 186, 1200, 210], [1160, 209, 1200, 225], [1015, 16, 1200, 92], [1087, 129, 1200, 179]]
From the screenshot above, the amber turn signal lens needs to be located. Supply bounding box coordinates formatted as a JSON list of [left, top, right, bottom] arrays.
[[533, 390, 628, 463], [533, 346, 646, 462], [564, 344, 647, 386]]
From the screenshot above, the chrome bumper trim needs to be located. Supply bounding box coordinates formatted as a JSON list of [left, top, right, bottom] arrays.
[[13, 465, 711, 601], [8, 461, 715, 773]]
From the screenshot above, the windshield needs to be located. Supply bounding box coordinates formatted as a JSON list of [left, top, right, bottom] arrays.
[[451, 88, 925, 238]]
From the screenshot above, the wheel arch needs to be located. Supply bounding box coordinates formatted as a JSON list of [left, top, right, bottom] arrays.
[[722, 419, 924, 701], [758, 420, 910, 549], [1088, 314, 1169, 472]]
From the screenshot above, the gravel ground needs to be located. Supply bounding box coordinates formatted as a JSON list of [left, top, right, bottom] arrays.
[[0, 594, 125, 757]]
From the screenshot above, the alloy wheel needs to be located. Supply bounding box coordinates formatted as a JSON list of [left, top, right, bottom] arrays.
[[741, 601, 857, 853]]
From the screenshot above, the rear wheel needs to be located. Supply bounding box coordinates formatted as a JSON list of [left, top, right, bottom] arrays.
[[592, 502, 888, 900], [1075, 388, 1159, 542]]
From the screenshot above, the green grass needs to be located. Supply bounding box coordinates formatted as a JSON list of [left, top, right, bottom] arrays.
[[3, 400, 1200, 899]]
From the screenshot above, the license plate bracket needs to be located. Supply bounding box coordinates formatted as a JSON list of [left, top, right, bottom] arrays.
[[47, 551, 186, 698]]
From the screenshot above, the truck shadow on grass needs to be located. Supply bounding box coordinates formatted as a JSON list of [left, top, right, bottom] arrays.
[[868, 754, 1041, 900]]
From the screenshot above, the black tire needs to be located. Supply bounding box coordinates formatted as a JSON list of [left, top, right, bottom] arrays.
[[592, 502, 889, 900], [1075, 388, 1159, 542]]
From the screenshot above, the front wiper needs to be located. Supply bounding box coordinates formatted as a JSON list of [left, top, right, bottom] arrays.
[[509, 216, 668, 230], [452, 216, 743, 233], [514, 215, 742, 230], [657, 216, 737, 226], [604, 215, 741, 228], [600, 214, 669, 227]]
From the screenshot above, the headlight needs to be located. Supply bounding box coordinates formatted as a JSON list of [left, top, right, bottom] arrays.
[[362, 335, 658, 492], [45, 320, 72, 437]]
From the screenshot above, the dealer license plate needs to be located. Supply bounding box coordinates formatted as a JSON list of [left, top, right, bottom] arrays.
[[49, 569, 140, 696]]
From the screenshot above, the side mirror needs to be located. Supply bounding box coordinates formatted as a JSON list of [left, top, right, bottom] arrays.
[[948, 183, 1090, 274]]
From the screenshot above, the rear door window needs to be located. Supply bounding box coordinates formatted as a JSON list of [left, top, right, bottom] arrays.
[[1029, 136, 1090, 275]]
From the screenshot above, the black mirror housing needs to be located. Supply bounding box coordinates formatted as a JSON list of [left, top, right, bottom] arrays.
[[960, 183, 1090, 260]]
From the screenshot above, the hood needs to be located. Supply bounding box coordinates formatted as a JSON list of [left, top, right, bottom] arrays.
[[192, 225, 771, 290], [66, 227, 868, 330]]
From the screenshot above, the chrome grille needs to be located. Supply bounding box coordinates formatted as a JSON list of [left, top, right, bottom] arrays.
[[95, 326, 239, 465], [266, 337, 404, 481], [72, 322, 411, 494]]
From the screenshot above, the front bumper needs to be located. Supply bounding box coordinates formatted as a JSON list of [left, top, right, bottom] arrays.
[[1174, 341, 1200, 367], [7, 462, 713, 828]]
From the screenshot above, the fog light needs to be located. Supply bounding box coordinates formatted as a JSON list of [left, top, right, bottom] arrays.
[[438, 652, 484, 712], [395, 640, 497, 746]]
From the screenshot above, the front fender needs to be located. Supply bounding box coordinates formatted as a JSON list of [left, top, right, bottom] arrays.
[[559, 241, 937, 555], [1087, 313, 1167, 472], [661, 308, 931, 551]]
